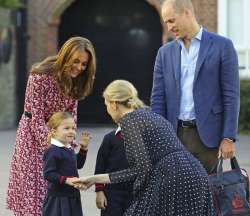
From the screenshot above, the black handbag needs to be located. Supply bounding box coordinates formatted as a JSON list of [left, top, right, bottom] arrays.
[[209, 157, 250, 216]]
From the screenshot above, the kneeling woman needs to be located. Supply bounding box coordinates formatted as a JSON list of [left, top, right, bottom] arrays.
[[76, 80, 215, 216]]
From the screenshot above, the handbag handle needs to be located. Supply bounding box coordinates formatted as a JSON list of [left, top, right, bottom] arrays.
[[216, 157, 239, 189], [217, 156, 240, 173], [210, 157, 239, 173], [216, 157, 245, 189], [216, 157, 242, 183], [230, 157, 240, 170]]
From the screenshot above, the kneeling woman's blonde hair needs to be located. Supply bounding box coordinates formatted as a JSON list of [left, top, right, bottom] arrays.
[[103, 80, 145, 110]]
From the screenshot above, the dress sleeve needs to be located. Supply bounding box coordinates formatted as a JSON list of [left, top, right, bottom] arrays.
[[109, 113, 152, 187], [67, 100, 78, 125], [67, 100, 78, 148], [28, 74, 50, 153]]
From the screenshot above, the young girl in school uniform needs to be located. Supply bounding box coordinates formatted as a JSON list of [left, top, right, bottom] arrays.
[[42, 111, 91, 216]]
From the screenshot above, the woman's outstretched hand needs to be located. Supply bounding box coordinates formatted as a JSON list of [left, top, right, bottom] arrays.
[[72, 174, 111, 190], [72, 176, 95, 190]]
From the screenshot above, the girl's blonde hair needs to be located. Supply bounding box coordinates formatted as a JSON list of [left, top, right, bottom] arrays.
[[47, 112, 73, 144], [31, 37, 96, 100], [103, 80, 145, 109]]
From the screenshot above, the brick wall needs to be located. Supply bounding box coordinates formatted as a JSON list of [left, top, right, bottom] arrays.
[[27, 0, 72, 69], [193, 0, 217, 33], [26, 0, 218, 69]]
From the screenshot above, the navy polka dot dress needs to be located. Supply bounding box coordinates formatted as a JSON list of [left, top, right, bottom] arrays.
[[109, 108, 215, 216]]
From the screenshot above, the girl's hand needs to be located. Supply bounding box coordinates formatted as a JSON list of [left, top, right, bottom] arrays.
[[65, 177, 79, 186], [66, 177, 87, 190], [72, 176, 95, 190], [79, 131, 91, 150]]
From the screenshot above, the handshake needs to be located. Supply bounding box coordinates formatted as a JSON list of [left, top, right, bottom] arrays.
[[65, 176, 96, 190], [65, 174, 110, 190]]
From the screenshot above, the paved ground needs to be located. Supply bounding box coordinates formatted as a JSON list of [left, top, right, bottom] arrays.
[[1, 127, 250, 216]]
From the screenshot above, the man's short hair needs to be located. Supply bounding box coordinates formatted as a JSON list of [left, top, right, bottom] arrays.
[[163, 0, 194, 14]]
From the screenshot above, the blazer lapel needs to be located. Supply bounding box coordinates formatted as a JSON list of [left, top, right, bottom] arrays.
[[194, 30, 213, 83], [172, 42, 181, 90]]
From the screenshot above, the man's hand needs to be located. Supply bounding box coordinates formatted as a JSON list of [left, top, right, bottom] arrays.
[[218, 138, 236, 159], [96, 191, 107, 210]]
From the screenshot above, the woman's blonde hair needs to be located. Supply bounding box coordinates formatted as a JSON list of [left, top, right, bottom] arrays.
[[31, 36, 96, 100], [103, 80, 145, 109], [47, 112, 73, 144]]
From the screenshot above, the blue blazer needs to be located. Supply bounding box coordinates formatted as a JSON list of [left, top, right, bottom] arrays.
[[151, 29, 240, 148]]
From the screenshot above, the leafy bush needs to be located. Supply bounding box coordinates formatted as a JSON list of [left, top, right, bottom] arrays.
[[0, 0, 21, 9], [239, 80, 250, 134]]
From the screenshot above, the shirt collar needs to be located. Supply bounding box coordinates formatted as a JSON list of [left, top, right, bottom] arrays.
[[195, 27, 203, 41], [51, 138, 71, 148], [115, 126, 121, 135]]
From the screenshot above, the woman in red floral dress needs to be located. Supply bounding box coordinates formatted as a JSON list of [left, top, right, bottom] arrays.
[[7, 36, 96, 216]]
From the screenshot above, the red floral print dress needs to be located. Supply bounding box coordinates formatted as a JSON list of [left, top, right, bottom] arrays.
[[7, 73, 78, 216]]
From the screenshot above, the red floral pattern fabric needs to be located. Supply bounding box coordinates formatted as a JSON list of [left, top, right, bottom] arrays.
[[7, 74, 78, 216]]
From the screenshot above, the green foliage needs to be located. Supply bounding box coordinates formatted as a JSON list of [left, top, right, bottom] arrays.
[[239, 80, 250, 134], [0, 0, 21, 9]]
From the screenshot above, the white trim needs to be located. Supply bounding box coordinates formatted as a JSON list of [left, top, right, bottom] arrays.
[[51, 138, 71, 148], [217, 0, 227, 36], [218, 0, 250, 79], [243, 0, 250, 78], [115, 126, 121, 135], [244, 0, 250, 49]]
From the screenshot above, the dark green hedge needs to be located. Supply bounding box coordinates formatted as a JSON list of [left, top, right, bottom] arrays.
[[239, 80, 250, 133], [0, 0, 21, 9]]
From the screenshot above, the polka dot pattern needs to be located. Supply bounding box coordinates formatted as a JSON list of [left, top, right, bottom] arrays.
[[109, 108, 215, 215]]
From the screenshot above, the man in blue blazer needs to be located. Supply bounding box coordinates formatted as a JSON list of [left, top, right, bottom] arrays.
[[151, 0, 240, 173]]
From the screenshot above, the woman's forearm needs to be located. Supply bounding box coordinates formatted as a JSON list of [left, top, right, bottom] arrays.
[[88, 174, 111, 184]]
